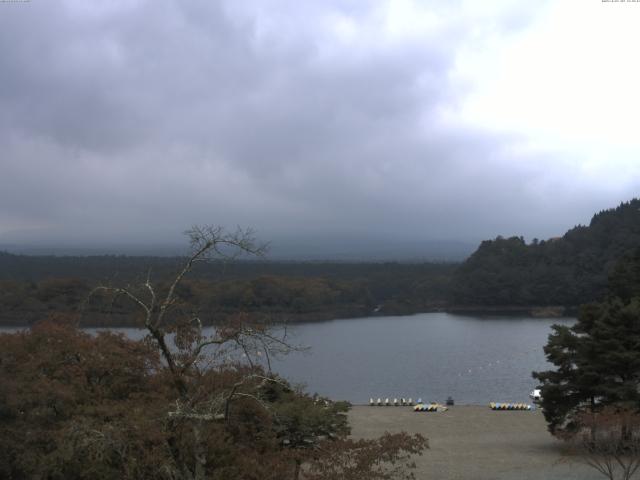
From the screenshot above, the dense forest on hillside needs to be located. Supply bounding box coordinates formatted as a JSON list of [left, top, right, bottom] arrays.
[[2, 199, 640, 325], [0, 256, 454, 326], [452, 199, 640, 307]]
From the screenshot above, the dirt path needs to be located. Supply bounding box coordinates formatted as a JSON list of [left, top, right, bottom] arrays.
[[349, 406, 603, 480]]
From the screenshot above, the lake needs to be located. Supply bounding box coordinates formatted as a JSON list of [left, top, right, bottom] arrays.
[[269, 313, 573, 405], [2, 312, 573, 405]]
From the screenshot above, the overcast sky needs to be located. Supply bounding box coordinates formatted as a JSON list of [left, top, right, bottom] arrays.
[[1, 0, 639, 256]]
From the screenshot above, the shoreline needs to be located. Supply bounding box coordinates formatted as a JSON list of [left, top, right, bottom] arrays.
[[0, 304, 577, 328], [348, 405, 600, 480]]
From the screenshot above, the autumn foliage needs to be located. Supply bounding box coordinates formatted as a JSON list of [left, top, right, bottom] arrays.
[[0, 316, 426, 479], [1, 227, 426, 479]]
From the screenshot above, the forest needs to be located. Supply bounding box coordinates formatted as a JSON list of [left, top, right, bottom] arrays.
[[0, 258, 454, 327], [452, 199, 640, 307], [1, 198, 640, 326], [0, 228, 427, 479]]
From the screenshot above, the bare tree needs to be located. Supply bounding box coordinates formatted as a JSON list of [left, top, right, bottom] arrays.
[[82, 225, 427, 480], [569, 407, 640, 480], [88, 225, 297, 480]]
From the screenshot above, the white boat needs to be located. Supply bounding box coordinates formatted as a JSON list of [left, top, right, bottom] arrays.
[[529, 388, 542, 401]]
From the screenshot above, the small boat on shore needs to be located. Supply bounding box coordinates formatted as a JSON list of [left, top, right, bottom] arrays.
[[369, 397, 414, 406], [414, 403, 448, 412], [529, 389, 542, 402], [490, 402, 531, 410]]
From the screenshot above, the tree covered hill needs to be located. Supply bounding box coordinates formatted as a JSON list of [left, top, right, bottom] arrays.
[[2, 198, 640, 324], [0, 254, 454, 326], [452, 199, 640, 307]]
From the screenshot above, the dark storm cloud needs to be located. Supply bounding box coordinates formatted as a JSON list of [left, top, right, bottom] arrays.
[[0, 0, 636, 253]]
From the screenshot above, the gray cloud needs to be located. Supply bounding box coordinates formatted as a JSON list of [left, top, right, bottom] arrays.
[[0, 0, 638, 257]]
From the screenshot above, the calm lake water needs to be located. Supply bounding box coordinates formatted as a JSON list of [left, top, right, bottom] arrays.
[[2, 313, 574, 405], [269, 313, 574, 405]]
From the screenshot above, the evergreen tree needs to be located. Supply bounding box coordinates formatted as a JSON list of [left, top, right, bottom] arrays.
[[454, 198, 640, 307], [534, 250, 640, 435], [609, 248, 640, 303]]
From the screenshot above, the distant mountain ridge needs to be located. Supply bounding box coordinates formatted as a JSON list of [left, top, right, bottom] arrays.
[[2, 199, 639, 323], [452, 198, 640, 307], [0, 238, 476, 262]]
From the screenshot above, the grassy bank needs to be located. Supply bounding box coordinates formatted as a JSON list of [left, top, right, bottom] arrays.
[[348, 405, 601, 480]]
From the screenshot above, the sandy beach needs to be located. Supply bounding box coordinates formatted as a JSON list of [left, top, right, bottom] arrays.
[[349, 405, 604, 480]]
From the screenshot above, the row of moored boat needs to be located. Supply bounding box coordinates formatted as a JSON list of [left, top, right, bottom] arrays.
[[489, 402, 532, 410], [369, 397, 419, 406]]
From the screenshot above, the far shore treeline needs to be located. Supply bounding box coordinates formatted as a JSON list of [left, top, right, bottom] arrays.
[[1, 198, 640, 327]]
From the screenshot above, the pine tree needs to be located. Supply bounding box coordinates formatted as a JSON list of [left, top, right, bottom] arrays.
[[534, 296, 640, 434]]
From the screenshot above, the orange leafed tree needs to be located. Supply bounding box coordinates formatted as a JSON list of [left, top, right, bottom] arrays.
[[0, 226, 427, 479]]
